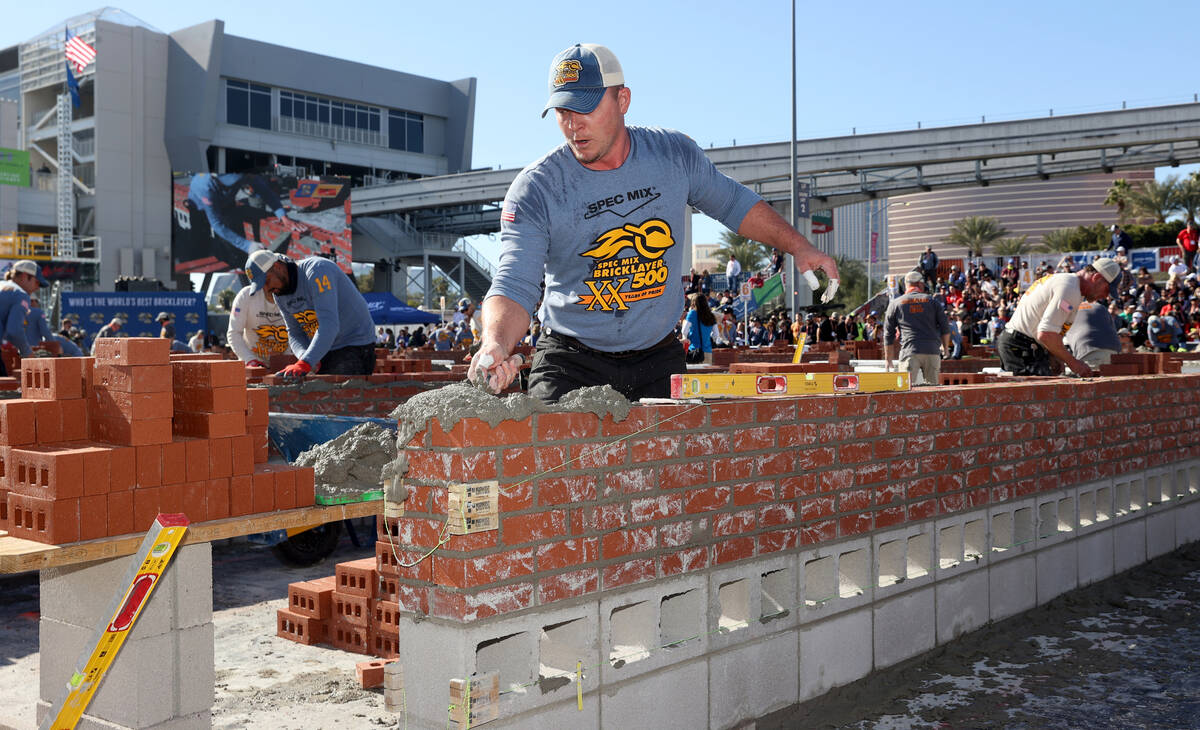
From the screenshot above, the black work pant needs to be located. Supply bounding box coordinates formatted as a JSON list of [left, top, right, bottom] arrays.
[[996, 330, 1054, 376], [528, 332, 685, 405], [320, 343, 377, 376]]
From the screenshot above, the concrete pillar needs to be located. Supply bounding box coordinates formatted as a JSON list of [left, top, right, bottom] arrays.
[[36, 544, 214, 729]]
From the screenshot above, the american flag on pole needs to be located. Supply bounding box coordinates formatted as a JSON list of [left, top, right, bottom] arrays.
[[65, 28, 96, 74]]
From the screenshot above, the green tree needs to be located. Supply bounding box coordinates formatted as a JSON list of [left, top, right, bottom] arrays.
[[1176, 172, 1200, 224], [1039, 228, 1077, 253], [715, 230, 770, 274], [1126, 177, 1180, 224], [1103, 178, 1133, 223], [356, 268, 374, 294], [943, 216, 1009, 258], [990, 235, 1032, 258], [216, 288, 236, 312]]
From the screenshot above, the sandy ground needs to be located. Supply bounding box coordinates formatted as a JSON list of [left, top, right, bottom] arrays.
[[3, 530, 1199, 729], [0, 520, 402, 730]]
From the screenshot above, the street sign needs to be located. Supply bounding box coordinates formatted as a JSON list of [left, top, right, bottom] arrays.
[[0, 148, 30, 187], [795, 181, 810, 219], [870, 231, 879, 264], [812, 209, 833, 234], [739, 282, 752, 301]]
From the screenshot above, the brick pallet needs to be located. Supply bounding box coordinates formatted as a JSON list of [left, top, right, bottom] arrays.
[[0, 338, 315, 544]]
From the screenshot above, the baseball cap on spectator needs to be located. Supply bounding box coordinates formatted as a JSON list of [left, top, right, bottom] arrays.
[[12, 260, 49, 287], [1118, 328, 1133, 336], [1090, 258, 1120, 283], [1110, 224, 1119, 232], [156, 311, 173, 322], [904, 271, 924, 285], [245, 250, 289, 295], [543, 44, 624, 118]]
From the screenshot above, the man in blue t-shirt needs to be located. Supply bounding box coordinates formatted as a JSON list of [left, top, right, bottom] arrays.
[[469, 43, 838, 402], [0, 260, 49, 372], [244, 250, 376, 376]]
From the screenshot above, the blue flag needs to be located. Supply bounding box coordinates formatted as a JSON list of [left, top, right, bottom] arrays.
[[65, 61, 80, 108]]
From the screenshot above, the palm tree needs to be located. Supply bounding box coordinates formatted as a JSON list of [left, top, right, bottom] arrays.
[[1038, 228, 1076, 253], [1125, 177, 1180, 224], [943, 216, 1009, 258], [990, 235, 1031, 258], [1103, 178, 1133, 223], [715, 230, 770, 273], [1176, 172, 1200, 224]]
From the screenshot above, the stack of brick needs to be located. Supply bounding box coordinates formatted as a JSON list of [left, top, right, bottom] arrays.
[[0, 338, 316, 545], [278, 556, 401, 659]]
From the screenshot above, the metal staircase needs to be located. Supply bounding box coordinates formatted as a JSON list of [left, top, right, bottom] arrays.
[[353, 213, 494, 306]]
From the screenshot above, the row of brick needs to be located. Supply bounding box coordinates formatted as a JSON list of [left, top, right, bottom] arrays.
[[375, 374, 1200, 621]]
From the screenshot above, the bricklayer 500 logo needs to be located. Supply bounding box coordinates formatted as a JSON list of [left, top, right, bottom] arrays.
[[252, 323, 289, 359], [292, 309, 319, 338], [577, 219, 675, 311]]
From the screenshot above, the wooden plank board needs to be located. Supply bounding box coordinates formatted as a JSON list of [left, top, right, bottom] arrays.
[[0, 500, 380, 574]]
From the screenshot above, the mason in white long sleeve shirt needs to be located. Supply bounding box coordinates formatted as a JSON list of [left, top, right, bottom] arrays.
[[227, 284, 288, 366]]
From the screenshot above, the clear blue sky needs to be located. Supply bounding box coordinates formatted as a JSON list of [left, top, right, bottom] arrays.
[[5, 1, 1198, 265]]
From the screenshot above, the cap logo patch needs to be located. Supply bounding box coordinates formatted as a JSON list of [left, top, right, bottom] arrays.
[[553, 60, 583, 87]]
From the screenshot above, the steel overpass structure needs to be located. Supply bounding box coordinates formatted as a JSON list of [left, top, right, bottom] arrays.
[[353, 102, 1200, 302]]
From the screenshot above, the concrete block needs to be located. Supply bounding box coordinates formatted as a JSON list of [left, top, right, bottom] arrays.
[[1035, 490, 1074, 548], [1177, 501, 1200, 546], [144, 712, 211, 730], [798, 607, 872, 702], [708, 630, 799, 729], [491, 693, 598, 730], [167, 544, 212, 630], [40, 617, 178, 729], [1145, 510, 1176, 559], [175, 623, 214, 716], [989, 554, 1036, 622], [599, 659, 707, 730], [1113, 518, 1147, 574], [386, 618, 468, 728], [600, 574, 707, 685], [798, 537, 872, 624], [873, 524, 934, 599], [1076, 529, 1115, 587], [1036, 541, 1078, 605], [935, 510, 987, 579], [988, 499, 1036, 562], [41, 555, 172, 639], [1075, 480, 1113, 534], [873, 585, 935, 669], [935, 570, 989, 644], [707, 553, 796, 651], [36, 701, 136, 730]]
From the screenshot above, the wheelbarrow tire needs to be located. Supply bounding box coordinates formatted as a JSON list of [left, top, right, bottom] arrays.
[[271, 521, 343, 567]]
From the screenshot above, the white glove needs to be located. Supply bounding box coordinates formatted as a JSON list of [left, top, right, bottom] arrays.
[[802, 270, 839, 304]]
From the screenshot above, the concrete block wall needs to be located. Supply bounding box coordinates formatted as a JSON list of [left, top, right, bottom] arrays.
[[37, 543, 214, 730], [383, 374, 1200, 623], [0, 338, 314, 543], [372, 466, 1200, 729]]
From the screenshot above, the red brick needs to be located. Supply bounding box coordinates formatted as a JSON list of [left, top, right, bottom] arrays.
[[0, 399, 37, 445], [78, 494, 108, 541], [630, 435, 681, 462], [629, 495, 683, 523], [502, 510, 565, 545], [8, 446, 85, 499], [271, 465, 297, 510], [604, 467, 657, 496], [109, 446, 135, 491], [329, 619, 369, 654], [907, 499, 937, 521], [294, 467, 315, 507], [159, 441, 186, 486], [800, 519, 837, 545], [107, 490, 133, 536], [758, 528, 798, 554], [230, 434, 254, 476], [135, 444, 162, 488], [160, 483, 184, 515], [90, 389, 174, 422], [252, 429, 269, 463], [276, 609, 327, 646], [245, 388, 270, 427], [654, 403, 708, 431], [734, 426, 775, 452], [7, 493, 78, 544], [206, 478, 230, 520], [536, 412, 599, 441], [714, 536, 756, 564], [132, 486, 161, 532], [659, 462, 708, 490], [684, 485, 730, 514], [173, 386, 248, 415], [602, 558, 655, 590], [93, 365, 172, 393], [200, 437, 230, 480], [601, 526, 657, 560], [538, 475, 597, 505], [183, 439, 210, 482], [538, 568, 599, 603], [172, 360, 246, 389], [333, 593, 371, 626], [33, 400, 63, 443], [173, 411, 246, 439], [536, 538, 598, 571], [60, 398, 88, 442], [21, 357, 87, 400], [92, 337, 170, 366], [336, 557, 378, 598], [91, 416, 173, 446], [180, 481, 206, 522], [229, 474, 253, 516], [733, 481, 776, 507], [251, 468, 275, 513], [660, 546, 709, 576]]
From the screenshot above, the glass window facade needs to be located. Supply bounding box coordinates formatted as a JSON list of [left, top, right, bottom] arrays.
[[388, 109, 424, 153], [225, 79, 271, 130]]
